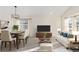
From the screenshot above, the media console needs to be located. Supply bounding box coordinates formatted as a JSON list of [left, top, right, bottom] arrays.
[[36, 25, 52, 43]]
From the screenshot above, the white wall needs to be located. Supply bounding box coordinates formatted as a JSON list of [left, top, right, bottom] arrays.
[[0, 6, 61, 37], [29, 15, 61, 37]]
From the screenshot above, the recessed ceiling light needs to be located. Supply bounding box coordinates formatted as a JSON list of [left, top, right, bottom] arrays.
[[49, 12, 53, 15]]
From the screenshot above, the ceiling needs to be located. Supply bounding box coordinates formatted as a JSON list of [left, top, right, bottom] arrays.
[[17, 6, 70, 16], [0, 6, 71, 19]]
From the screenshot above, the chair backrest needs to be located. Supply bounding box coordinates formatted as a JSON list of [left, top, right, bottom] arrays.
[[0, 21, 1, 33], [46, 33, 52, 38], [1, 30, 12, 41], [36, 32, 44, 38], [24, 30, 29, 39], [36, 32, 52, 38]]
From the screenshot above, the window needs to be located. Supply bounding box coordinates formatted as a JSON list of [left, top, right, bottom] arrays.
[[65, 17, 72, 32], [64, 15, 79, 32], [76, 16, 79, 31], [20, 18, 28, 31], [12, 17, 29, 31], [69, 18, 72, 32]]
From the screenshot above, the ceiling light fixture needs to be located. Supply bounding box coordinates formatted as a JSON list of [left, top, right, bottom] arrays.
[[11, 6, 20, 19]]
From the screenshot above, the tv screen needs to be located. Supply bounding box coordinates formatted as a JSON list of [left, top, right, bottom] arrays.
[[37, 25, 50, 32]]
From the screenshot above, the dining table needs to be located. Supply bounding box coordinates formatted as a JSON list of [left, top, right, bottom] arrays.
[[11, 31, 24, 49]]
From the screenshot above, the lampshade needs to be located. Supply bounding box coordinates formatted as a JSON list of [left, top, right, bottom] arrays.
[[72, 31, 79, 35], [57, 28, 61, 32]]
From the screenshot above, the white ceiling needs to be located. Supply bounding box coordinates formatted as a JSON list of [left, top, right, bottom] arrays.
[[0, 6, 70, 19], [17, 6, 70, 16]]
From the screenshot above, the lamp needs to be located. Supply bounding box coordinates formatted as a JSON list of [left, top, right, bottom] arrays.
[[57, 28, 61, 32], [72, 31, 79, 42]]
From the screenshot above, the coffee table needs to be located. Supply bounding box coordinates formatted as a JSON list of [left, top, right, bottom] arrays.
[[38, 43, 53, 52]]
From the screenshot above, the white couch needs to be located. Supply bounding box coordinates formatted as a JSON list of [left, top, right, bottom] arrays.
[[55, 34, 75, 48]]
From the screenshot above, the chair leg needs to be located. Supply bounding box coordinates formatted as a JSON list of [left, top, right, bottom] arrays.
[[25, 39, 27, 44], [13, 40, 16, 47], [9, 42, 11, 50], [19, 39, 21, 44], [25, 37, 29, 44], [1, 41, 3, 51], [23, 40, 25, 47]]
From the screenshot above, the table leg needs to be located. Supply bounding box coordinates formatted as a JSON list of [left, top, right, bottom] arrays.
[[75, 35, 77, 42], [16, 34, 19, 49]]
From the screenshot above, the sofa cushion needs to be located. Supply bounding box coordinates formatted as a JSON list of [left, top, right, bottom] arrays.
[[36, 33, 44, 38], [67, 34, 73, 38], [60, 32, 63, 36], [63, 32, 68, 37], [56, 35, 69, 47], [46, 33, 52, 38]]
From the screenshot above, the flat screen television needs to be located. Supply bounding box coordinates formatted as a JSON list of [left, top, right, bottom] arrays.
[[37, 25, 50, 32]]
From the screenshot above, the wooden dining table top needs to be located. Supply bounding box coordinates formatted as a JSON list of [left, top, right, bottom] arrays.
[[11, 31, 24, 34], [0, 30, 24, 34]]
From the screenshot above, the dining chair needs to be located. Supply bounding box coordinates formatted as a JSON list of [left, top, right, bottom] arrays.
[[1, 30, 16, 51], [18, 30, 29, 47], [0, 21, 1, 40]]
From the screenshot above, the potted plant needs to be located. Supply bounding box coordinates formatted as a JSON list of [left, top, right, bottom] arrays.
[[13, 25, 19, 31]]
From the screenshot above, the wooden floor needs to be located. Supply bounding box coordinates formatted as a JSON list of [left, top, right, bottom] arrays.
[[0, 37, 39, 52], [0, 37, 73, 52]]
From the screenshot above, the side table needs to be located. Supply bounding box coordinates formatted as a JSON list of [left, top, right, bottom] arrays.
[[69, 41, 79, 49]]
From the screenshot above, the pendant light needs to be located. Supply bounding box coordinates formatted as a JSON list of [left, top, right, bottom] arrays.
[[11, 6, 20, 19]]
